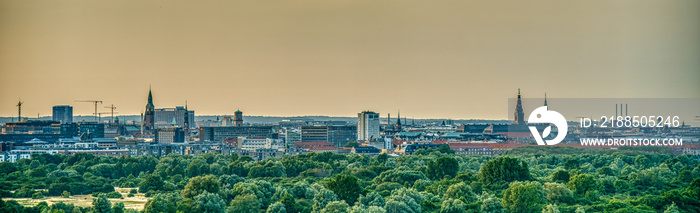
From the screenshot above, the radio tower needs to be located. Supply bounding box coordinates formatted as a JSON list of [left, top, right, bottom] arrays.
[[16, 99, 23, 122]]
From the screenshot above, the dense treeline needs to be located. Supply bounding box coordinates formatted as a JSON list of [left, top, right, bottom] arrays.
[[1, 147, 700, 213]]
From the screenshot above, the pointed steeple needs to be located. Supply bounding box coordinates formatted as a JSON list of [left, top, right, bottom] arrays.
[[146, 85, 155, 109], [544, 93, 548, 107], [514, 88, 525, 125], [396, 110, 402, 125]]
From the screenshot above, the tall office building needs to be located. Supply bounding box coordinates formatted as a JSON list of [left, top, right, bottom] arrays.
[[52, 105, 73, 123], [357, 111, 380, 141]]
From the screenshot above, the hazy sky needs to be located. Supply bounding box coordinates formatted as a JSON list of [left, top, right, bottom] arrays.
[[1, 0, 699, 120]]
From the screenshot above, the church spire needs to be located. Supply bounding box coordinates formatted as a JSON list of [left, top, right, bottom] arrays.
[[544, 93, 548, 107], [514, 88, 525, 125], [146, 85, 154, 109]]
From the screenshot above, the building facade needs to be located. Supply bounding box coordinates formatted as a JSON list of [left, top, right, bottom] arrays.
[[301, 125, 357, 147], [52, 105, 73, 123], [155, 127, 186, 144], [357, 111, 380, 141], [154, 107, 195, 128], [199, 126, 275, 142]]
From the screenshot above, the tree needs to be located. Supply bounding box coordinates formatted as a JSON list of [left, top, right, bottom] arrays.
[[541, 204, 560, 213], [268, 202, 287, 213], [564, 159, 579, 170], [195, 192, 226, 213], [664, 203, 680, 213], [182, 175, 221, 199], [444, 182, 477, 203], [326, 174, 363, 205], [502, 182, 545, 213], [343, 141, 359, 147], [92, 194, 112, 213], [313, 189, 339, 212], [383, 200, 414, 213], [228, 194, 260, 213], [635, 156, 650, 169], [427, 156, 459, 180], [543, 183, 573, 203], [684, 178, 700, 200], [321, 201, 349, 213], [551, 170, 570, 183], [481, 196, 505, 213], [478, 157, 531, 188], [62, 191, 71, 198], [139, 175, 165, 193], [356, 192, 385, 207], [575, 207, 585, 213], [567, 174, 597, 195], [439, 198, 466, 213], [112, 202, 125, 213]]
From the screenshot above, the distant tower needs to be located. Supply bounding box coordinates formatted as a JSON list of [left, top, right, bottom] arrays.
[[184, 101, 190, 130], [544, 93, 548, 107], [514, 89, 525, 125], [144, 86, 155, 129], [234, 109, 243, 127], [16, 99, 23, 122], [395, 111, 402, 131]]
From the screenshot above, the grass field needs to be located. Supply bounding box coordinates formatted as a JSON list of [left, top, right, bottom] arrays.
[[3, 187, 149, 211]]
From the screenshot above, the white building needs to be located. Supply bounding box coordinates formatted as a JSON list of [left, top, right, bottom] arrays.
[[238, 137, 285, 150], [357, 111, 380, 141]]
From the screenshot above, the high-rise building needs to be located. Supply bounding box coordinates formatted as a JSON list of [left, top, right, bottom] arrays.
[[357, 111, 380, 141], [52, 105, 73, 123], [514, 89, 525, 125], [144, 87, 155, 129], [234, 110, 243, 127]]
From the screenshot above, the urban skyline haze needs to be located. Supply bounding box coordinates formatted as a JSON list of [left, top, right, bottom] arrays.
[[1, 0, 699, 119]]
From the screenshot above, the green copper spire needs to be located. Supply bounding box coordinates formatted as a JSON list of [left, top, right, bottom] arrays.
[[146, 85, 154, 109]]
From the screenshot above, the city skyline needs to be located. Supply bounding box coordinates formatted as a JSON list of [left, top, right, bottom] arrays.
[[2, 0, 699, 119]]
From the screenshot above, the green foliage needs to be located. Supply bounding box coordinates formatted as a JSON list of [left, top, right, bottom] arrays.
[[551, 170, 570, 183], [182, 175, 221, 199], [326, 174, 363, 206], [139, 175, 165, 193], [0, 149, 699, 213], [481, 194, 505, 213], [321, 200, 349, 213], [228, 194, 260, 213], [343, 141, 360, 147], [439, 198, 466, 213], [195, 192, 226, 213], [427, 156, 459, 180], [567, 174, 597, 195], [444, 182, 477, 203], [478, 157, 531, 188], [502, 181, 545, 213], [92, 194, 112, 213]]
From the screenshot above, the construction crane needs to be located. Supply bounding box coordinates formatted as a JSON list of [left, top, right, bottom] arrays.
[[75, 100, 102, 122], [16, 99, 23, 122], [104, 104, 117, 124]]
